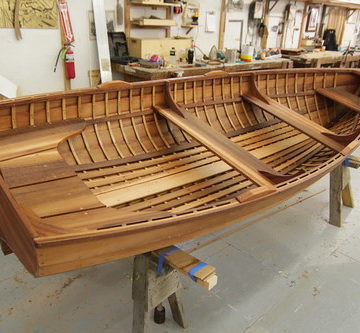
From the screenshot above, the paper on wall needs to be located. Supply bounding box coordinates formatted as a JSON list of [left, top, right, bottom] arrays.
[[206, 12, 216, 32]]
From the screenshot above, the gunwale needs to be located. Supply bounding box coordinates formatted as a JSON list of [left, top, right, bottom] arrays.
[[0, 68, 360, 276]]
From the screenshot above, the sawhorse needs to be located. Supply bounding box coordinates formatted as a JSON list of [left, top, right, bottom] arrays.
[[329, 155, 360, 227], [132, 246, 217, 333]]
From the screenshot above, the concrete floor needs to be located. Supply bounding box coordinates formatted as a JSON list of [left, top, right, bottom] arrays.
[[1, 164, 360, 333]]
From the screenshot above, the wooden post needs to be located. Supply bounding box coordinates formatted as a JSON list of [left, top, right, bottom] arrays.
[[260, 0, 270, 50], [329, 164, 343, 227], [342, 167, 354, 208], [165, 7, 171, 38], [124, 0, 131, 38], [132, 253, 188, 333], [329, 156, 360, 227], [298, 4, 308, 48], [218, 0, 226, 50]]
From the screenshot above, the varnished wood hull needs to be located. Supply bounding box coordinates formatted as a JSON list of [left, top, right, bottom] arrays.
[[0, 68, 359, 276]]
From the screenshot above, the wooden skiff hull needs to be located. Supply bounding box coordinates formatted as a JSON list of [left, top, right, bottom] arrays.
[[0, 68, 359, 276]]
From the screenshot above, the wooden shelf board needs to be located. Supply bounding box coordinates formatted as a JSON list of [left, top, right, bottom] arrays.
[[130, 1, 181, 7], [131, 23, 173, 28], [131, 21, 176, 27]]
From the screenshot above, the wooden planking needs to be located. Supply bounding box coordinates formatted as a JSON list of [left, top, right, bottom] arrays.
[[96, 160, 233, 206], [1, 149, 75, 188], [11, 176, 104, 218], [0, 119, 85, 162]]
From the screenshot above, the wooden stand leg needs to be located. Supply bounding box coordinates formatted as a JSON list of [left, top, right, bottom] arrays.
[[329, 164, 343, 227], [132, 255, 150, 333], [342, 167, 354, 208], [132, 254, 188, 333], [168, 291, 188, 328]]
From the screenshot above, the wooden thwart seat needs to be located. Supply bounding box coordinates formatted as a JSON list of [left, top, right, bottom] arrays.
[[155, 83, 297, 188], [316, 87, 360, 114], [243, 82, 360, 155]]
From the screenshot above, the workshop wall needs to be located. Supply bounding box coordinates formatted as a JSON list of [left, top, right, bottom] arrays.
[[0, 0, 119, 96], [1, 1, 359, 97]]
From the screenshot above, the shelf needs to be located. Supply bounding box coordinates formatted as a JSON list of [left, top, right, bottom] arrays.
[[130, 1, 181, 7], [131, 24, 174, 28], [131, 18, 176, 27]]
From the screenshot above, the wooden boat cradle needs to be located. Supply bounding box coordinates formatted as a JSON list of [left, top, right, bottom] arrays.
[[0, 68, 360, 276]]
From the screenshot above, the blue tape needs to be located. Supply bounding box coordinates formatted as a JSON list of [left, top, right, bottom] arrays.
[[156, 246, 179, 276], [344, 157, 351, 167], [188, 262, 208, 281]]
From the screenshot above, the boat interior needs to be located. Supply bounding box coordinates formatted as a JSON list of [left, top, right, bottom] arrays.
[[0, 69, 359, 237]]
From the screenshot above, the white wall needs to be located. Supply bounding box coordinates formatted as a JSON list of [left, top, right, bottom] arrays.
[[0, 0, 120, 96]]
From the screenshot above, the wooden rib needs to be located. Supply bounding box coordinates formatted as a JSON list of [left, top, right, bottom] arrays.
[[80, 131, 96, 163], [117, 91, 121, 114], [285, 73, 292, 109], [140, 88, 158, 150], [212, 79, 227, 132], [67, 137, 82, 165], [29, 103, 34, 126], [334, 72, 338, 88], [192, 80, 200, 118], [46, 101, 51, 123], [105, 92, 109, 117], [107, 121, 124, 158], [92, 95, 96, 119], [275, 74, 280, 103], [129, 89, 148, 153], [313, 73, 323, 125], [152, 85, 171, 148], [75, 120, 286, 173], [62, 98, 66, 120], [294, 73, 301, 111], [221, 78, 236, 130], [175, 83, 191, 143], [230, 77, 244, 127], [202, 80, 214, 127], [119, 118, 136, 155], [11, 106, 17, 129], [77, 96, 81, 118], [239, 76, 254, 126], [154, 113, 171, 148], [94, 123, 111, 160]]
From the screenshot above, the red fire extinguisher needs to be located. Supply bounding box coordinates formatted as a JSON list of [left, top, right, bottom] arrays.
[[54, 45, 76, 79], [64, 47, 76, 79]]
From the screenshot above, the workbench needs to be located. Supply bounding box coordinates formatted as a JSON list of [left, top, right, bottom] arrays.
[[283, 51, 360, 68], [112, 58, 292, 82]]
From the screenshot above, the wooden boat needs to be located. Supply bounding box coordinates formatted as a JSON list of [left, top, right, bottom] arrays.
[[0, 68, 359, 277]]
